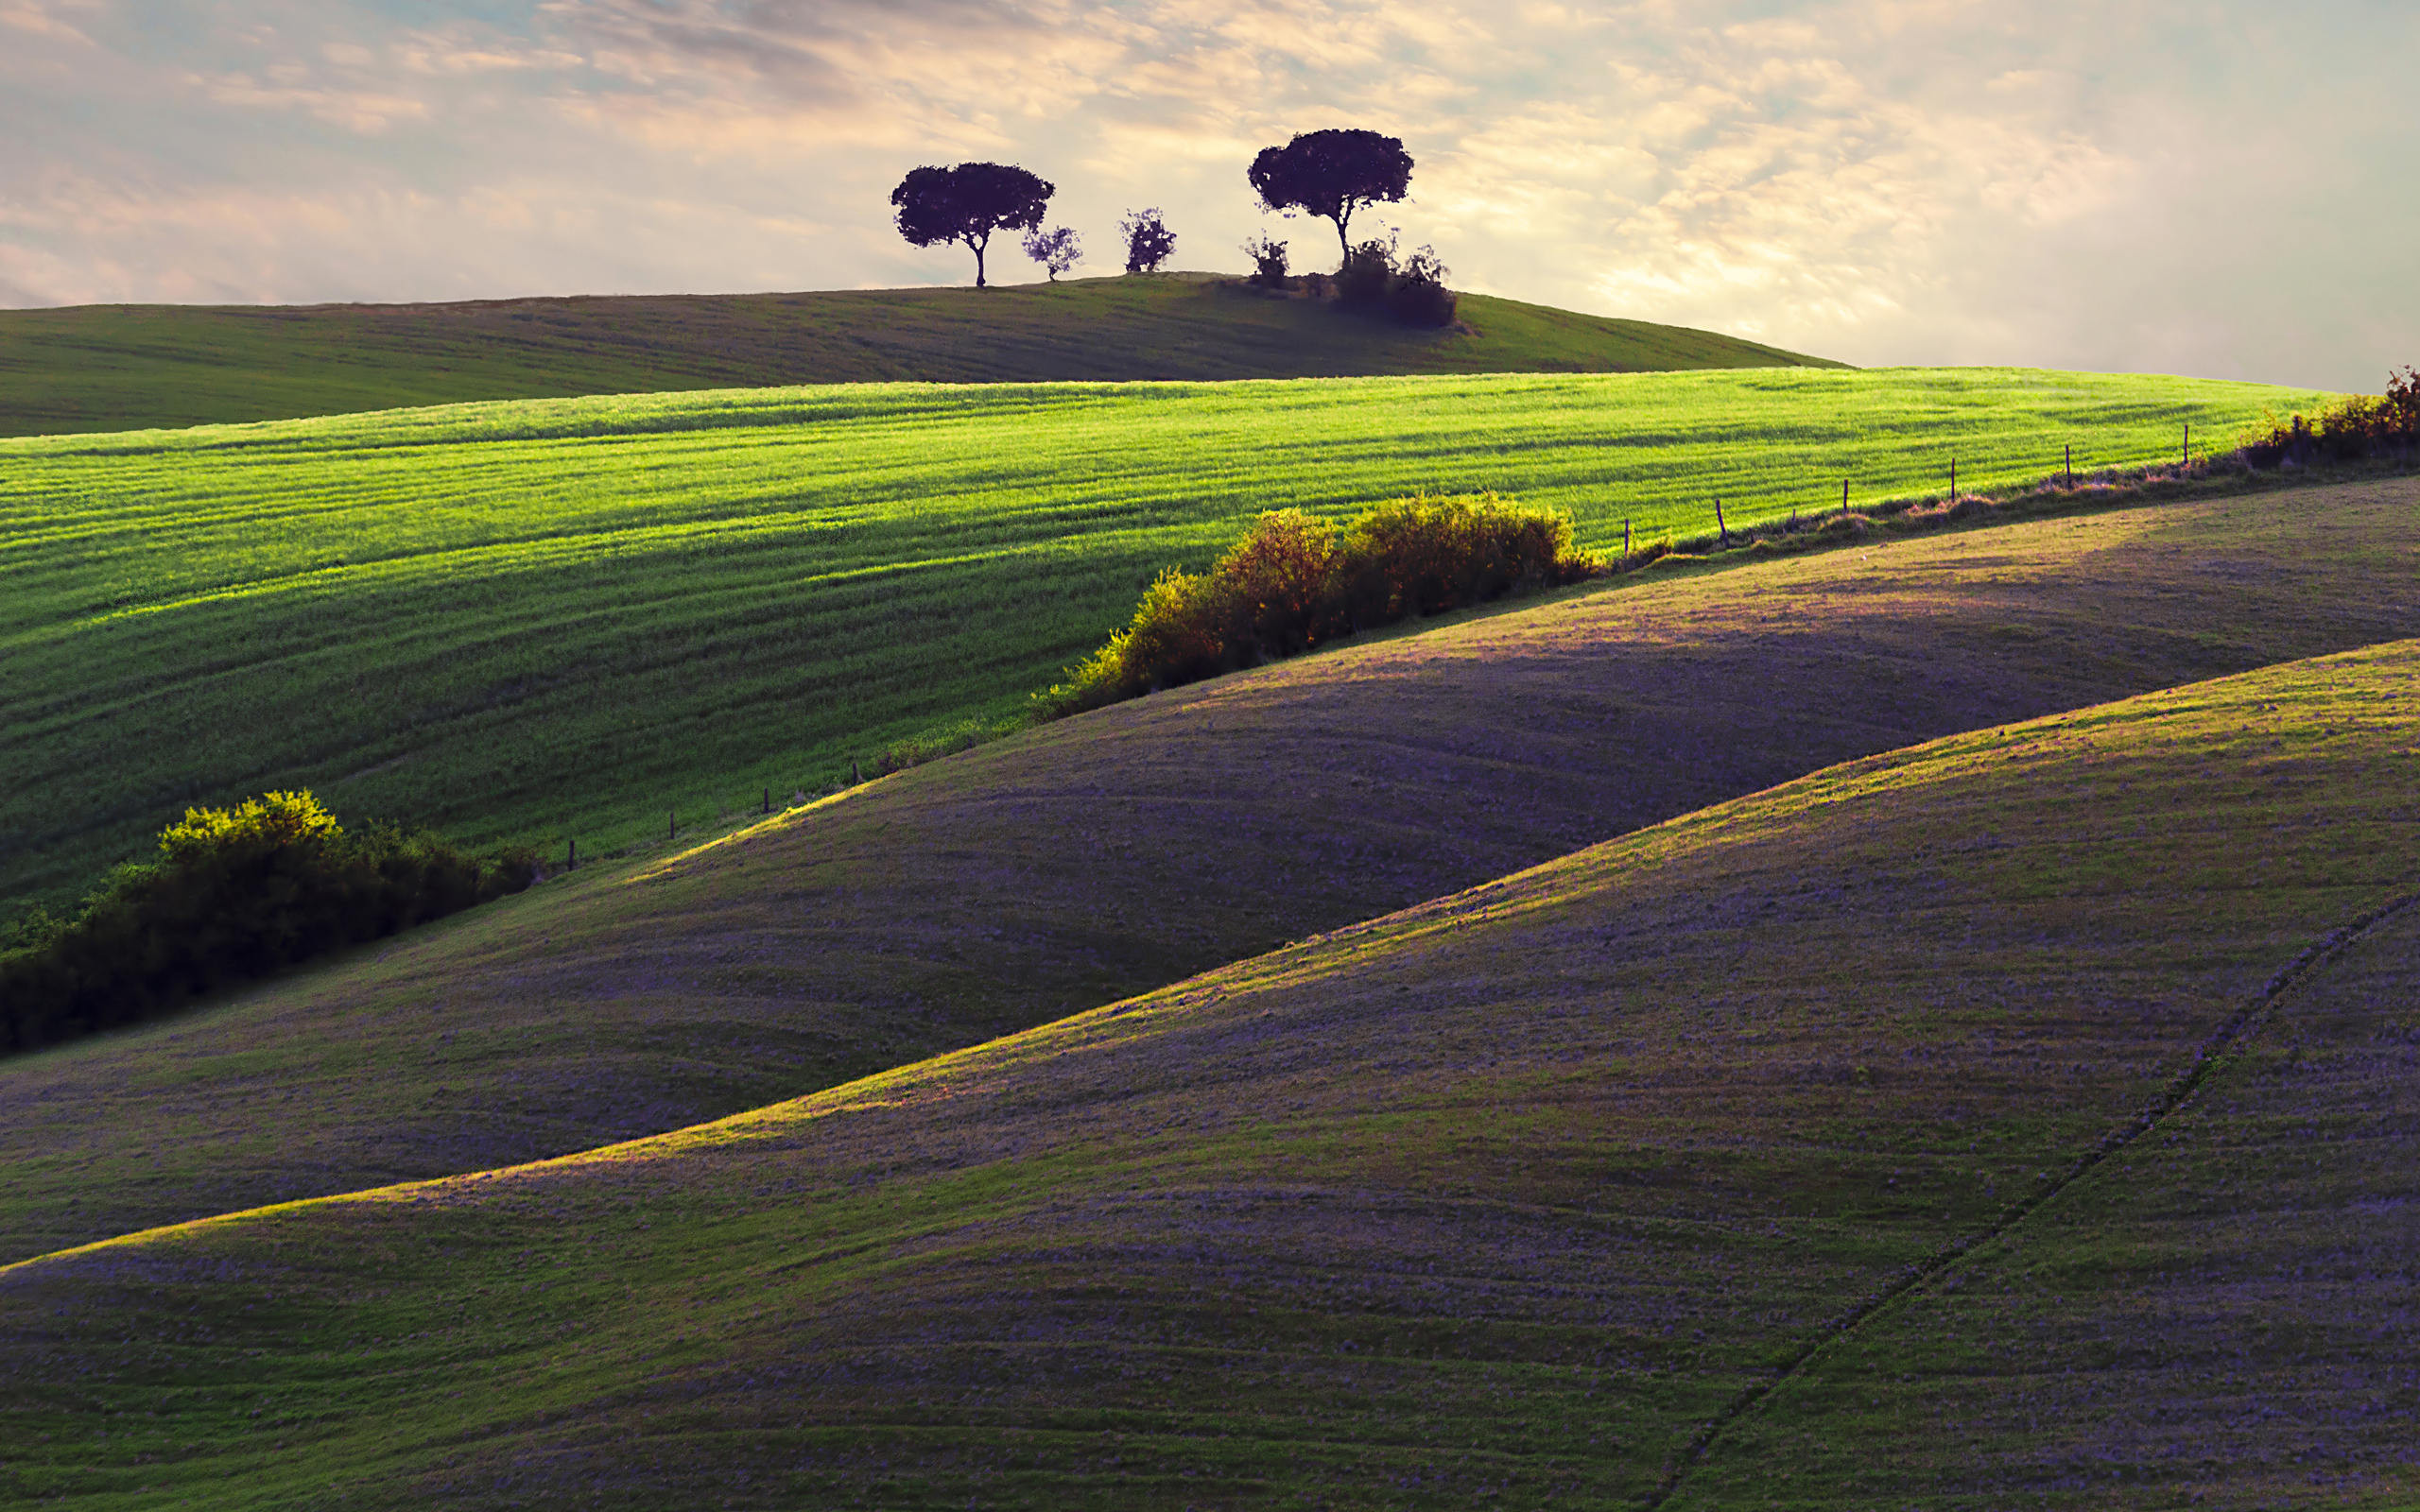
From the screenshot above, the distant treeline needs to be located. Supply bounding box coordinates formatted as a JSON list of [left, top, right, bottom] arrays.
[[1, 792, 533, 1057], [1043, 494, 1601, 713]]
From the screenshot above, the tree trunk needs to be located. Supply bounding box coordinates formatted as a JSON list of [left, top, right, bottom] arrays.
[[972, 234, 989, 288], [1333, 215, 1352, 265]]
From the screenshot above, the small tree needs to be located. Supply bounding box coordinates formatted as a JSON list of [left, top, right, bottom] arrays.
[[890, 162, 1055, 288], [1121, 208, 1177, 273], [1022, 225, 1082, 282], [1241, 232, 1290, 286], [1248, 129, 1413, 265]]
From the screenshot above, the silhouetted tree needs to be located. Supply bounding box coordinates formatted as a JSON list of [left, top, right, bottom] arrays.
[[1023, 225, 1082, 282], [1248, 129, 1413, 265], [890, 162, 1054, 288], [1121, 208, 1177, 273]]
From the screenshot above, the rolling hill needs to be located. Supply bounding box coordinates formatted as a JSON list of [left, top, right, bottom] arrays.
[[5, 630, 2412, 1508], [0, 274, 1841, 438], [0, 367, 2336, 917], [5, 477, 2413, 1267]]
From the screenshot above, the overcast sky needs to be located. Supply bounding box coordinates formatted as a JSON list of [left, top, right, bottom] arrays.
[[4, 0, 2410, 388]]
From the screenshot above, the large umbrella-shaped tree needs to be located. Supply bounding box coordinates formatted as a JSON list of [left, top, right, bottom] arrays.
[[890, 162, 1056, 288], [1247, 129, 1413, 265]]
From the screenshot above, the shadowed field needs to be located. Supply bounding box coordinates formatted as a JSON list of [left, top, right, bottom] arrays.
[[4, 636, 2413, 1507], [4, 479, 2413, 1266], [1675, 898, 2420, 1508], [0, 274, 1838, 438], [0, 366, 2335, 913]]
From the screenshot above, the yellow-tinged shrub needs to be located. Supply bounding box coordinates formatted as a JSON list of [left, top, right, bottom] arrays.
[[158, 790, 341, 865], [1040, 494, 1599, 713]]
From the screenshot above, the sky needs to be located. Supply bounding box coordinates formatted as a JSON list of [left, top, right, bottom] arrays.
[[3, 0, 2411, 389]]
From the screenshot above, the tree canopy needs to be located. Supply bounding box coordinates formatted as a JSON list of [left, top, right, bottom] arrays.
[[890, 163, 1055, 288], [1247, 129, 1414, 263]]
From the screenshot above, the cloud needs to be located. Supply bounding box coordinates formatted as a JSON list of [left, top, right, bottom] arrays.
[[0, 0, 2411, 389]]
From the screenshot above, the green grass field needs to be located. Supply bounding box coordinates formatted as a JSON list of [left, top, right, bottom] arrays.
[[0, 273, 1838, 438], [0, 367, 2337, 915], [7, 479, 2413, 1268], [6, 627, 2412, 1508]]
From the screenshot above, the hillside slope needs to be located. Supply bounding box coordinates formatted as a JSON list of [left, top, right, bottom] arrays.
[[5, 480, 2413, 1263], [0, 274, 1838, 437], [5, 638, 2413, 1507], [0, 368, 2337, 913], [1681, 896, 2420, 1507]]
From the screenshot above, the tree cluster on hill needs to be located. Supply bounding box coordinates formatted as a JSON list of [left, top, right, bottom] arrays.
[[890, 128, 1456, 324], [0, 791, 533, 1056]]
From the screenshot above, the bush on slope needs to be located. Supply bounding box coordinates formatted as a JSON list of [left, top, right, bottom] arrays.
[[0, 792, 532, 1054]]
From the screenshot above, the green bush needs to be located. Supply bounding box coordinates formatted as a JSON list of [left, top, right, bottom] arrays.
[[1043, 494, 1599, 712], [2241, 366, 2418, 465], [0, 791, 534, 1056]]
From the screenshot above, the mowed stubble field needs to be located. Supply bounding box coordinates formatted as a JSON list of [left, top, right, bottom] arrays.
[[6, 478, 2413, 1268], [0, 366, 2336, 912], [6, 630, 2415, 1509]]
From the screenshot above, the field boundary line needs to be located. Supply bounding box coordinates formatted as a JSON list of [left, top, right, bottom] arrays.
[[1642, 884, 2420, 1507]]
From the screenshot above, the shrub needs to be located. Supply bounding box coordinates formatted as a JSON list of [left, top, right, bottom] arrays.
[[1336, 234, 1397, 305], [0, 792, 534, 1056], [1242, 232, 1290, 286], [1041, 494, 1599, 713], [2241, 367, 2417, 466], [1386, 245, 1458, 327], [1121, 208, 1177, 274]]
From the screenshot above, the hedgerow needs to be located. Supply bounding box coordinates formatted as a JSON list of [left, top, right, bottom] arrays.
[[0, 791, 533, 1056], [2240, 367, 2418, 464], [1043, 493, 1600, 712]]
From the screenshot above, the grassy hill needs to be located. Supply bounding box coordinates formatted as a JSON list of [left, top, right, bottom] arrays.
[[5, 478, 2413, 1265], [6, 630, 2412, 1507], [0, 367, 2337, 916], [0, 274, 1841, 438]]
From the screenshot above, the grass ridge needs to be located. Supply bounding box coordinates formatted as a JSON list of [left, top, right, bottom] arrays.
[[1646, 882, 2420, 1505]]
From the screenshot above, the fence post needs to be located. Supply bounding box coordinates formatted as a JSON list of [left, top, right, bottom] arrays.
[[852, 760, 861, 784], [1623, 518, 1632, 558], [2066, 442, 2073, 489], [1951, 458, 1958, 502], [1841, 478, 1849, 515], [2183, 422, 2189, 468], [1714, 497, 1729, 547], [567, 838, 576, 872], [763, 785, 769, 816], [667, 809, 675, 842]]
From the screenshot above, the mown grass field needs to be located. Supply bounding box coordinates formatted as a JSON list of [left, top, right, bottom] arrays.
[[0, 274, 1838, 438], [0, 366, 2337, 915], [6, 629, 2413, 1508], [6, 479, 2412, 1268]]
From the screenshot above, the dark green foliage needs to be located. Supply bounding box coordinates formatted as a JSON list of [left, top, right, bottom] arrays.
[[0, 792, 533, 1057], [1334, 235, 1458, 326], [1336, 236, 1397, 305], [1387, 246, 1458, 328], [1044, 494, 1600, 711]]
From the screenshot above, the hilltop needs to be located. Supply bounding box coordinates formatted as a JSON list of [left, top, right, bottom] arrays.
[[6, 477, 2413, 1263], [0, 273, 1839, 437], [6, 629, 2413, 1506]]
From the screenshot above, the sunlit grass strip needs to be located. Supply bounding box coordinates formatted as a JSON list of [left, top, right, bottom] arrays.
[[0, 368, 2339, 917]]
